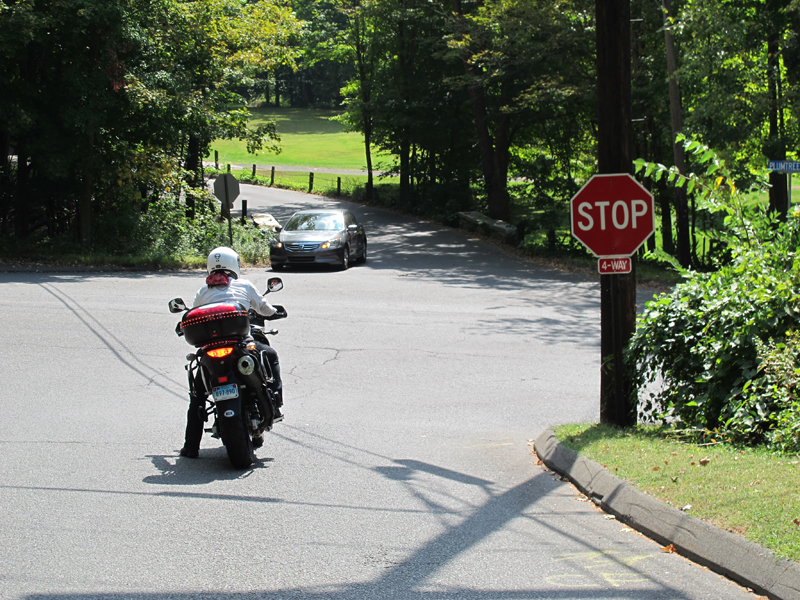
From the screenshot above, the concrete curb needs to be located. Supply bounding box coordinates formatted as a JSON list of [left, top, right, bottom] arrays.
[[534, 427, 800, 600]]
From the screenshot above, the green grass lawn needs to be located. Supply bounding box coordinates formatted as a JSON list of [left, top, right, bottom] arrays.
[[554, 423, 800, 563], [207, 107, 389, 171]]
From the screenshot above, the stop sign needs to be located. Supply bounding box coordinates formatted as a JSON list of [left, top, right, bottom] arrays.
[[213, 173, 240, 210], [570, 173, 654, 257]]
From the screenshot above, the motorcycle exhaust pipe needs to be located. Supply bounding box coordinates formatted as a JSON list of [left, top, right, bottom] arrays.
[[237, 355, 256, 376]]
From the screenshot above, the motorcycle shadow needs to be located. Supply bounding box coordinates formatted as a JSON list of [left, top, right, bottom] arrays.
[[143, 450, 275, 486]]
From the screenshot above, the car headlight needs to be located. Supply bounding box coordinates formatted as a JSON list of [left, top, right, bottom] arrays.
[[321, 238, 341, 250], [271, 239, 283, 248]]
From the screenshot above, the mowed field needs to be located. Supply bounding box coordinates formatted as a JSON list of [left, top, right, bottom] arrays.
[[207, 107, 386, 171]]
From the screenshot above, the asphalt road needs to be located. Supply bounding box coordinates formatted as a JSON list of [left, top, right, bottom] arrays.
[[0, 185, 761, 600]]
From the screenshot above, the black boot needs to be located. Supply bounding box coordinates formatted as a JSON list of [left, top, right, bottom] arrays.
[[181, 393, 205, 458], [272, 389, 284, 422]]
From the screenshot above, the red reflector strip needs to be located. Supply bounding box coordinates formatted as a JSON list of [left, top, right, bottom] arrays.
[[218, 376, 228, 383], [207, 347, 234, 358]]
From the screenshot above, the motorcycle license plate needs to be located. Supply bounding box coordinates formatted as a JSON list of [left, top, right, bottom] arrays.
[[212, 384, 239, 401]]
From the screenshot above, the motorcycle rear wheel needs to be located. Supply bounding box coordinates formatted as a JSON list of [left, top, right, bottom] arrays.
[[221, 409, 255, 469]]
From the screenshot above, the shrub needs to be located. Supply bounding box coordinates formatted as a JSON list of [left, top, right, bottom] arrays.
[[728, 331, 800, 451], [629, 138, 800, 448], [133, 189, 273, 265]]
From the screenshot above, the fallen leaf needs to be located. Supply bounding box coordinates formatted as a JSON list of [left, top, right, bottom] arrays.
[[699, 457, 710, 466], [793, 518, 800, 526], [671, 477, 678, 483], [691, 462, 696, 466], [680, 504, 692, 512], [663, 544, 676, 553], [678, 469, 685, 474], [604, 514, 616, 520], [653, 466, 660, 471]]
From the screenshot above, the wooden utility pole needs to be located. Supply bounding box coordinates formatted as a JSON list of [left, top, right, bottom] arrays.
[[595, 0, 637, 427]]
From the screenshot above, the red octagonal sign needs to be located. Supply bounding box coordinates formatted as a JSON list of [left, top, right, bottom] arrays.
[[570, 173, 654, 257]]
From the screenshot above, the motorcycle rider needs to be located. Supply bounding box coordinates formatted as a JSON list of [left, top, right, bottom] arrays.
[[180, 246, 284, 458]]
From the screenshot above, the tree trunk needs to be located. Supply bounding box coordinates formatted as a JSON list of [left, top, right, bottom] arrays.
[[400, 132, 411, 203], [663, 0, 692, 267], [767, 27, 789, 217], [353, 6, 374, 200], [79, 131, 94, 246], [363, 116, 374, 200], [0, 128, 10, 234], [453, 0, 511, 222], [397, 1, 413, 206], [659, 181, 675, 256], [466, 84, 511, 222], [184, 133, 202, 219], [14, 137, 30, 239]]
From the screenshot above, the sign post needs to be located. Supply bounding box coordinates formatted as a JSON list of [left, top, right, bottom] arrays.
[[213, 174, 240, 245], [768, 160, 800, 207], [570, 173, 655, 426]]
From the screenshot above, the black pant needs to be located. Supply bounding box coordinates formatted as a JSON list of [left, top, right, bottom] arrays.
[[183, 341, 282, 452]]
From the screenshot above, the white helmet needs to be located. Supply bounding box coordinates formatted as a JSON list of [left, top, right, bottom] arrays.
[[207, 247, 240, 279]]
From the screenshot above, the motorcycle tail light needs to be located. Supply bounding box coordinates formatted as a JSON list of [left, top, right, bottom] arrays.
[[207, 347, 234, 358]]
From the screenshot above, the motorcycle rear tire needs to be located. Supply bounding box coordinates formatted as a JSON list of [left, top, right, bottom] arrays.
[[221, 410, 255, 469]]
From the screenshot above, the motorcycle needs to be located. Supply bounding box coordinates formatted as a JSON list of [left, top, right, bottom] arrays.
[[168, 277, 287, 468]]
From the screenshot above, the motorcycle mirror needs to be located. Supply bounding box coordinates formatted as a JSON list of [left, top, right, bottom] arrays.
[[168, 298, 188, 313], [266, 277, 283, 293]]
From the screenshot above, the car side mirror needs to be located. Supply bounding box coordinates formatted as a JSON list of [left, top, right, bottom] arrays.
[[266, 277, 283, 293], [168, 298, 188, 313], [275, 226, 282, 233], [348, 224, 358, 231]]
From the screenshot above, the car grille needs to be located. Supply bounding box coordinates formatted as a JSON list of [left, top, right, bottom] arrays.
[[286, 243, 319, 252]]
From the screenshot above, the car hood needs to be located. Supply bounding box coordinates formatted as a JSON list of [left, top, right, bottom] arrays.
[[279, 230, 343, 243]]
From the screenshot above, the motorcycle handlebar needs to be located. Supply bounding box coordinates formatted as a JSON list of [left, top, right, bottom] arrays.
[[268, 305, 288, 320], [248, 306, 287, 325]]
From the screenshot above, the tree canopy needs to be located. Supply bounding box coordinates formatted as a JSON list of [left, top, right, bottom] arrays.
[[0, 0, 301, 245], [2, 0, 798, 265]]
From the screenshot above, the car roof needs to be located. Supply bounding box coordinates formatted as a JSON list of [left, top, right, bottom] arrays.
[[293, 209, 345, 214]]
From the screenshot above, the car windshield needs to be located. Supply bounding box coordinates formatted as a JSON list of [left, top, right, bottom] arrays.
[[285, 213, 343, 231]]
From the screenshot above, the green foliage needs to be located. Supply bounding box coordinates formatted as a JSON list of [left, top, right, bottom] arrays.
[[0, 0, 300, 245], [630, 139, 800, 449], [728, 331, 800, 452], [130, 187, 273, 265], [0, 172, 273, 266], [675, 0, 799, 168], [512, 151, 592, 254]]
